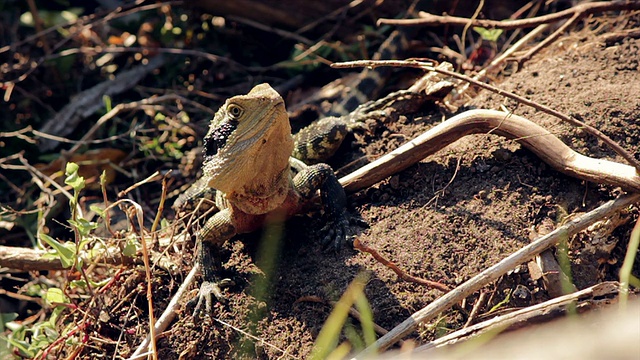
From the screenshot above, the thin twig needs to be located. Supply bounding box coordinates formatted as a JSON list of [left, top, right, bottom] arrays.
[[129, 264, 200, 360], [228, 15, 314, 45], [126, 198, 158, 360], [377, 1, 640, 29], [416, 281, 620, 352], [353, 238, 450, 292], [602, 27, 640, 45], [66, 94, 186, 155], [295, 0, 365, 34], [460, 0, 484, 60], [37, 54, 167, 151], [4, 154, 78, 214], [456, 23, 550, 97], [511, 13, 579, 67], [463, 291, 487, 328]]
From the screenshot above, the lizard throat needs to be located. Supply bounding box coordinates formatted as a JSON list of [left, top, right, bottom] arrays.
[[227, 167, 291, 214]]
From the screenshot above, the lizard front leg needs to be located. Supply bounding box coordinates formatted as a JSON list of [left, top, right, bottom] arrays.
[[189, 208, 236, 317], [293, 163, 350, 249]]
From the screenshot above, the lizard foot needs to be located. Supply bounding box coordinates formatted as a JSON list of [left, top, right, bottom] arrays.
[[321, 212, 368, 251], [188, 278, 234, 317]]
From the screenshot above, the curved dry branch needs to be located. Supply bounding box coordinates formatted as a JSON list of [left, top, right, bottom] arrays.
[[377, 1, 640, 29], [332, 60, 640, 171], [340, 109, 640, 194]]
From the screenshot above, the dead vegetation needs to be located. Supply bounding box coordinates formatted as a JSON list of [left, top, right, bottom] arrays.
[[1, 1, 639, 359]]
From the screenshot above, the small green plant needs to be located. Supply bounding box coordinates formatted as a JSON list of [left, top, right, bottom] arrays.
[[487, 288, 512, 314], [472, 27, 503, 42], [40, 163, 99, 271], [310, 272, 376, 360], [424, 314, 453, 339], [1, 163, 134, 358], [138, 112, 188, 160], [619, 216, 640, 309], [2, 288, 70, 358]]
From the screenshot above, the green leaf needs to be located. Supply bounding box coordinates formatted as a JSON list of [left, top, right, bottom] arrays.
[[310, 272, 370, 360], [1, 313, 18, 333], [488, 288, 512, 313], [48, 306, 65, 326], [4, 336, 34, 358], [89, 204, 106, 217], [472, 27, 503, 42], [99, 170, 107, 186], [68, 218, 98, 237], [354, 290, 376, 347], [70, 280, 87, 289], [44, 288, 69, 306], [65, 162, 79, 175], [103, 95, 112, 112], [40, 234, 76, 269], [91, 278, 111, 288], [123, 236, 139, 257], [64, 162, 85, 191], [177, 111, 190, 123], [4, 321, 23, 333]]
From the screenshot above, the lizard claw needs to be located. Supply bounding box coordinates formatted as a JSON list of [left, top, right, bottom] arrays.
[[321, 213, 368, 251], [321, 217, 348, 251], [188, 278, 234, 317]]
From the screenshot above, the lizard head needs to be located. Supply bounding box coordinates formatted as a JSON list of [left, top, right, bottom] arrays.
[[202, 83, 293, 195]]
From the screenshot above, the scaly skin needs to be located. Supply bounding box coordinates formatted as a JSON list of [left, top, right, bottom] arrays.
[[291, 29, 411, 163], [177, 84, 349, 316]]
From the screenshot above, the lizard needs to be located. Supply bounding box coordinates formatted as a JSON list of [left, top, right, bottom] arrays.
[[175, 73, 453, 316], [174, 31, 454, 316], [174, 83, 350, 316]]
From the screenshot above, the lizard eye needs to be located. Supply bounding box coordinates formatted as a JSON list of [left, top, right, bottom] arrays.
[[227, 104, 244, 120]]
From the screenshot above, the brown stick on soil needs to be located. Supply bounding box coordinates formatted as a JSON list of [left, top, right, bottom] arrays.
[[416, 281, 620, 351], [339, 109, 640, 193], [377, 1, 640, 29], [333, 60, 640, 172], [356, 193, 640, 356], [353, 238, 450, 292]]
